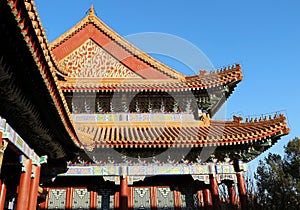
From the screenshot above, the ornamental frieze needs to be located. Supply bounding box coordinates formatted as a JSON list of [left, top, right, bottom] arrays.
[[59, 39, 141, 78]]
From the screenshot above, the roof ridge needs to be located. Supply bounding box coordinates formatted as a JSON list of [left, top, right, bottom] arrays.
[[221, 113, 288, 127], [186, 63, 242, 79], [49, 8, 186, 80]]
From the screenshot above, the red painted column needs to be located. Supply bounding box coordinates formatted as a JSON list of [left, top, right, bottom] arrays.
[[150, 186, 158, 210], [197, 190, 205, 210], [114, 191, 120, 210], [203, 186, 213, 210], [28, 166, 41, 210], [0, 135, 7, 175], [16, 158, 32, 210], [120, 176, 128, 210], [39, 187, 49, 210], [128, 187, 133, 210], [210, 175, 220, 210], [173, 190, 181, 210], [237, 172, 247, 210], [90, 190, 97, 210], [66, 187, 73, 209], [0, 180, 7, 210], [226, 181, 237, 210]]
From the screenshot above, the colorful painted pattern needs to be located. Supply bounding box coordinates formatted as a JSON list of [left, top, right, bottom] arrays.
[[72, 188, 90, 209], [59, 39, 141, 78], [0, 116, 41, 164], [133, 188, 151, 210], [72, 113, 195, 122], [48, 189, 67, 209], [157, 187, 174, 210]]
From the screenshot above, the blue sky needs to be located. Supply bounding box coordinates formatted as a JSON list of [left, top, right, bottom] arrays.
[[35, 0, 300, 168]]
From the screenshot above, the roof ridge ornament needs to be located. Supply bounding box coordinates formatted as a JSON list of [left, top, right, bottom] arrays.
[[89, 5, 95, 17]]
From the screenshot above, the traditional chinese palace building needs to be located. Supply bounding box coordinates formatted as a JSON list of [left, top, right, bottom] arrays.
[[0, 1, 290, 210]]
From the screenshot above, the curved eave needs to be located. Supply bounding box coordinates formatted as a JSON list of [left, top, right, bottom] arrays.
[[58, 63, 242, 93], [76, 114, 289, 153], [3, 0, 82, 159]]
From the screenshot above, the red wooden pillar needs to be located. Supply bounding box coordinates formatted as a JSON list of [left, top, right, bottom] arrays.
[[0, 135, 7, 174], [226, 181, 237, 210], [210, 175, 220, 210], [115, 191, 120, 210], [236, 172, 247, 210], [90, 190, 97, 210], [16, 158, 32, 210], [203, 186, 213, 210], [28, 165, 41, 210], [173, 190, 181, 210], [0, 180, 7, 210], [39, 187, 49, 210], [120, 176, 128, 210], [0, 138, 7, 210], [197, 190, 205, 210], [66, 187, 73, 209], [128, 187, 133, 210], [150, 186, 158, 210]]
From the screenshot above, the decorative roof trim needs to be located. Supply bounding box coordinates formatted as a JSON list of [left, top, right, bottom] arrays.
[[49, 6, 187, 80], [8, 0, 81, 148], [57, 63, 242, 91], [74, 113, 289, 150]]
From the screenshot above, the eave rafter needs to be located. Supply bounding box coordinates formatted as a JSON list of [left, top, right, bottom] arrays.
[[2, 0, 83, 159], [75, 114, 289, 157]]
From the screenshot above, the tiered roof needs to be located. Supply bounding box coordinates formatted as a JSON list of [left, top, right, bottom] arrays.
[[47, 5, 289, 162], [1, 0, 289, 163], [50, 6, 242, 95]]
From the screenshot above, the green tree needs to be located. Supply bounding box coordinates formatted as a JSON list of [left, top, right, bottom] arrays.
[[255, 137, 300, 209]]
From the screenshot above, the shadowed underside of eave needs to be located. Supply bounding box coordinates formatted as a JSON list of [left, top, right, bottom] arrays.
[[0, 0, 83, 161]]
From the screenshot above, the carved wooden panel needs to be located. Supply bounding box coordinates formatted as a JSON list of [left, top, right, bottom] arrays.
[[96, 189, 115, 210], [48, 189, 67, 209], [156, 187, 174, 210], [59, 39, 141, 78], [72, 188, 90, 209], [133, 187, 151, 210]]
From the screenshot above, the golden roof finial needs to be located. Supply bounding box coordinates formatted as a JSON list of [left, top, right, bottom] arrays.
[[89, 5, 95, 16]]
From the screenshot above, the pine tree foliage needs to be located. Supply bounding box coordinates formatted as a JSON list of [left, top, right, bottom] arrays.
[[254, 137, 300, 209]]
